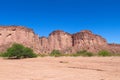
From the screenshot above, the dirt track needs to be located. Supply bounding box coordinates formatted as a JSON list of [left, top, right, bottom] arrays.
[[0, 57, 120, 80]]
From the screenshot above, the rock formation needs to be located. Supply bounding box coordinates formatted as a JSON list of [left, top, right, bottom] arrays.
[[108, 44, 120, 53], [38, 30, 73, 54], [0, 26, 120, 54], [0, 26, 41, 53], [72, 30, 108, 53]]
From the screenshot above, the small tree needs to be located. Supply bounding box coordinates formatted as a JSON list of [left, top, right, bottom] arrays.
[[2, 43, 37, 59]]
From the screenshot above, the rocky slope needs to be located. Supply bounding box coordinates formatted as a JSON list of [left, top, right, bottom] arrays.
[[0, 26, 120, 54]]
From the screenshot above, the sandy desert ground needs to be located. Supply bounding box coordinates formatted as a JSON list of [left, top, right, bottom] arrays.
[[0, 57, 120, 80]]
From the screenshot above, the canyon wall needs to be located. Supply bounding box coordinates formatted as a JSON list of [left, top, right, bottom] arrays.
[[0, 26, 41, 53], [72, 30, 108, 53], [0, 26, 120, 54], [108, 44, 120, 53]]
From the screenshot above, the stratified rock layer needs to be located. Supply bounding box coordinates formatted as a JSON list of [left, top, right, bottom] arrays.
[[0, 26, 41, 53], [108, 44, 120, 53], [0, 26, 120, 54], [72, 30, 108, 53]]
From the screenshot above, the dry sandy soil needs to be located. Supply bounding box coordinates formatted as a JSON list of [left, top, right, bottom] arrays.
[[0, 57, 120, 80]]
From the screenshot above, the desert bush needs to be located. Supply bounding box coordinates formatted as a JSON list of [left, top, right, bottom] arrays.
[[85, 52, 94, 56], [72, 50, 94, 57], [49, 50, 62, 57], [1, 43, 37, 59], [98, 50, 111, 56]]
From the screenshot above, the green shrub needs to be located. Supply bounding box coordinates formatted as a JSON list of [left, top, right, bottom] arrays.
[[98, 50, 111, 56], [85, 52, 94, 57], [1, 43, 37, 59], [0, 53, 3, 57], [49, 50, 62, 57], [72, 50, 94, 57]]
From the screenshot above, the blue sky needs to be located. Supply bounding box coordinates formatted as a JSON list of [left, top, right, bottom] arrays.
[[0, 0, 120, 43]]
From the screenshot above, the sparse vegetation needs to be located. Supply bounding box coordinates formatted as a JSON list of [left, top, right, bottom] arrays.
[[1, 46, 120, 59], [98, 50, 111, 56], [49, 50, 62, 57], [71, 50, 94, 57], [38, 54, 47, 57], [37, 50, 120, 57], [1, 43, 37, 59], [115, 53, 120, 56]]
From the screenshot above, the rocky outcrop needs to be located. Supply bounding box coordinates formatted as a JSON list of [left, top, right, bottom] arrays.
[[72, 30, 108, 53], [38, 30, 73, 53], [48, 30, 72, 53], [108, 44, 120, 53], [0, 26, 120, 54], [0, 26, 41, 53]]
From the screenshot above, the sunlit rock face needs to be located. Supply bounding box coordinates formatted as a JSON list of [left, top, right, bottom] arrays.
[[72, 30, 108, 53], [47, 30, 73, 53], [0, 26, 41, 53], [0, 26, 120, 54], [108, 44, 120, 53], [38, 30, 73, 54]]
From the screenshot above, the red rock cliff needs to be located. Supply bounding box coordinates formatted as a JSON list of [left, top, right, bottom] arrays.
[[0, 26, 120, 54], [0, 26, 41, 53], [72, 30, 108, 53]]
